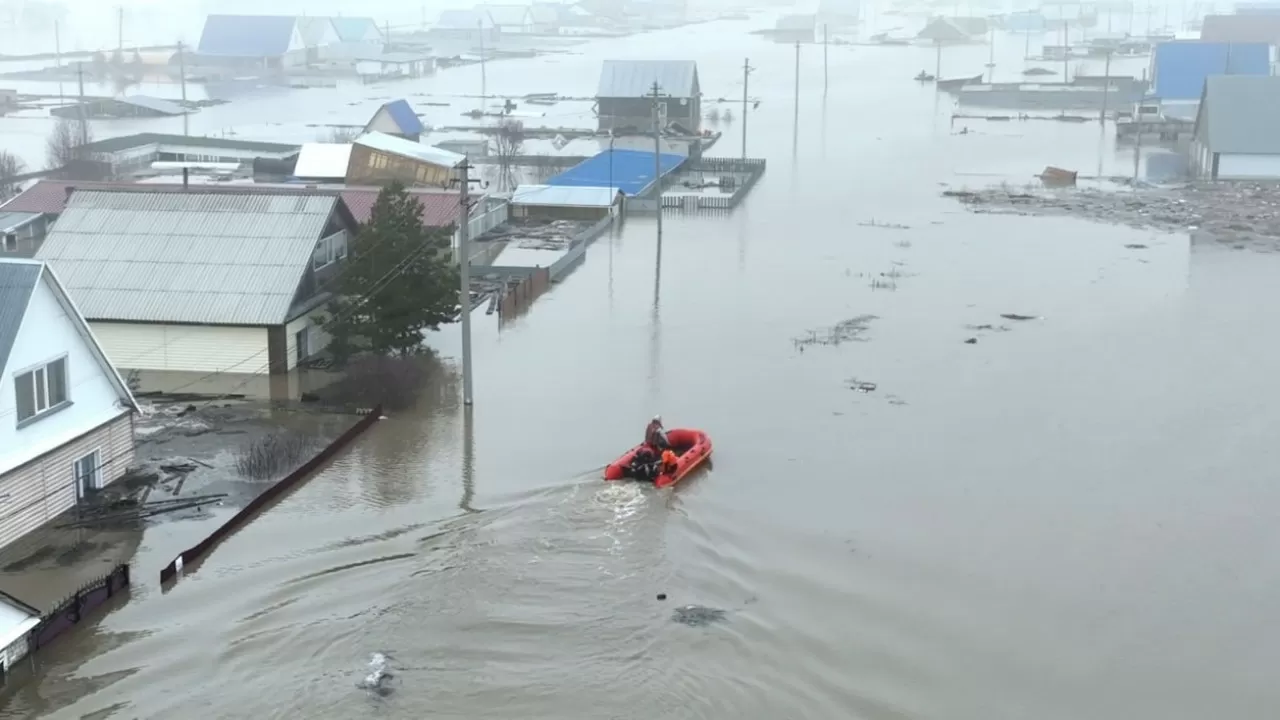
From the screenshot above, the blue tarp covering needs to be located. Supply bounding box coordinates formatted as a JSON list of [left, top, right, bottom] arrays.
[[382, 100, 424, 135], [545, 149, 685, 197], [1152, 41, 1270, 101], [198, 15, 298, 57]]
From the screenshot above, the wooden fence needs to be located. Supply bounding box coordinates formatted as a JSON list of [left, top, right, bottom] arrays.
[[159, 407, 382, 583]]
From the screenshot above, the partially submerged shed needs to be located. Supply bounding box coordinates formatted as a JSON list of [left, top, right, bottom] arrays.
[[51, 95, 186, 120], [1191, 75, 1280, 180], [511, 184, 622, 220]]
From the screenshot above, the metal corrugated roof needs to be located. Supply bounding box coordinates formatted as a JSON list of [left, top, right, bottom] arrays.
[[118, 95, 186, 116], [0, 261, 39, 375], [512, 184, 618, 207], [197, 15, 298, 57], [294, 142, 353, 178], [34, 190, 338, 326], [597, 60, 698, 98], [355, 131, 464, 168], [1152, 41, 1271, 100], [382, 99, 425, 134], [479, 4, 533, 26], [1198, 75, 1280, 154], [545, 149, 685, 196], [1199, 14, 1280, 43], [0, 211, 41, 231], [330, 17, 380, 42]]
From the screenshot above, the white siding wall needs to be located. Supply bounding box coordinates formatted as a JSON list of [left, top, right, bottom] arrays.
[[285, 310, 332, 370], [1216, 153, 1280, 180], [0, 412, 133, 550], [90, 322, 269, 373], [365, 108, 401, 134], [0, 274, 127, 476]]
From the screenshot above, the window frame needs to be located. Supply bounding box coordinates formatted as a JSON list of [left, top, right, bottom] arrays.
[[14, 353, 71, 427], [73, 448, 103, 500]]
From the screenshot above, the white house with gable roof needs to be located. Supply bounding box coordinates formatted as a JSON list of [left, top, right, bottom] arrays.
[[0, 259, 137, 552]]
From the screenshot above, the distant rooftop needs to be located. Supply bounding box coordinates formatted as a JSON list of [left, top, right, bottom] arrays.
[[355, 131, 465, 168], [197, 15, 300, 58], [80, 132, 300, 155], [545, 149, 685, 196], [597, 59, 699, 98], [436, 9, 496, 30], [1152, 40, 1271, 100]]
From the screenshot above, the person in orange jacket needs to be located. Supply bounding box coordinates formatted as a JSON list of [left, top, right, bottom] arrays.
[[660, 449, 678, 478]]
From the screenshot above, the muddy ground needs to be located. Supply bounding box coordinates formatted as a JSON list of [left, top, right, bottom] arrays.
[[942, 182, 1280, 251], [0, 400, 358, 610]]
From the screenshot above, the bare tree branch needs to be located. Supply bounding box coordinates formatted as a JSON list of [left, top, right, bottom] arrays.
[[45, 116, 100, 179], [490, 118, 525, 193], [0, 151, 26, 199], [319, 126, 360, 143]]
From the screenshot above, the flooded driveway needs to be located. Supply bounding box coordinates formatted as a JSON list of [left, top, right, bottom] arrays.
[[5, 20, 1280, 720]]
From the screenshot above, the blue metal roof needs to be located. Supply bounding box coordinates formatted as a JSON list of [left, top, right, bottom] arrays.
[[330, 17, 380, 42], [1152, 41, 1270, 101], [545, 149, 685, 197], [382, 100, 424, 134], [198, 15, 298, 57]]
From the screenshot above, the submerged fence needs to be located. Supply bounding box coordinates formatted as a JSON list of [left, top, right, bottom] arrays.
[[159, 407, 383, 583], [28, 563, 130, 654], [659, 157, 767, 213]]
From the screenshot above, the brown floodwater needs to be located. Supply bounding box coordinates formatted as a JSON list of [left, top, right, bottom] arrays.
[[5, 18, 1280, 720]]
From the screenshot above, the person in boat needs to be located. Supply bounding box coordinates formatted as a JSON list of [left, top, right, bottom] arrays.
[[630, 447, 660, 482], [645, 415, 669, 452], [660, 449, 678, 478]]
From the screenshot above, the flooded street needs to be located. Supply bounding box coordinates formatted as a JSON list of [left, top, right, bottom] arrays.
[[6, 19, 1280, 720]]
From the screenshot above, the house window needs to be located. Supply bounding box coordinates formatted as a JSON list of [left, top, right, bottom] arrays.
[[313, 232, 347, 269], [14, 356, 69, 424], [73, 449, 102, 499], [2, 233, 15, 252], [368, 152, 389, 170]]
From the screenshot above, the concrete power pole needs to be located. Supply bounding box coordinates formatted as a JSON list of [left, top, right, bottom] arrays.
[[178, 41, 188, 136], [76, 62, 88, 146], [823, 24, 828, 96], [741, 58, 753, 159], [793, 42, 800, 129], [456, 158, 481, 405], [1099, 50, 1112, 124], [650, 81, 663, 241]]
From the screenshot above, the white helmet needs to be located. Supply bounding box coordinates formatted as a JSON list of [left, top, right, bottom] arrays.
[[653, 415, 662, 423]]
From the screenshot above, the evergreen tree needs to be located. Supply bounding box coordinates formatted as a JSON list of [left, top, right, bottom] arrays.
[[324, 183, 459, 363]]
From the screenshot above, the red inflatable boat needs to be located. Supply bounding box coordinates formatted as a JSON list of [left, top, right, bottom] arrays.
[[604, 428, 713, 489]]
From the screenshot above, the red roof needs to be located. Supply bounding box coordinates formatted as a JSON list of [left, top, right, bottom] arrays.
[[0, 180, 465, 228]]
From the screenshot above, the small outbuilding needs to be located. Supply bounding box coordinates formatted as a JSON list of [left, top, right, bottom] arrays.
[[1191, 75, 1280, 180], [511, 184, 622, 220]]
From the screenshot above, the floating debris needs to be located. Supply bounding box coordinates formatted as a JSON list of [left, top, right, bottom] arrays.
[[793, 314, 878, 348], [356, 652, 396, 696], [964, 337, 978, 344], [1000, 313, 1039, 321], [857, 219, 911, 230], [964, 323, 1012, 332], [846, 378, 878, 393], [1125, 243, 1148, 249], [671, 605, 728, 627]]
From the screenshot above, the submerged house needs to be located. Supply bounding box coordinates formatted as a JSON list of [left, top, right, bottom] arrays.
[[363, 99, 425, 141], [347, 132, 465, 188], [431, 10, 500, 47], [596, 59, 701, 133], [324, 16, 386, 60], [479, 5, 536, 33], [917, 17, 974, 44], [773, 14, 817, 43], [1150, 40, 1271, 119], [195, 14, 312, 69], [1198, 14, 1280, 45], [0, 258, 138, 551], [34, 189, 360, 375], [1191, 75, 1280, 180]]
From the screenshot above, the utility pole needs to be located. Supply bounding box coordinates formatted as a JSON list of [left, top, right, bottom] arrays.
[[178, 41, 188, 135], [455, 158, 481, 405], [76, 62, 88, 146], [741, 58, 753, 159], [479, 21, 487, 111], [1061, 22, 1068, 83], [54, 21, 62, 104], [650, 81, 663, 241], [1099, 50, 1111, 124], [823, 24, 828, 96], [118, 6, 124, 57], [793, 42, 800, 129]]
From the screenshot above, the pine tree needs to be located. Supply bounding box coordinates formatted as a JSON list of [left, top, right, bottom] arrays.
[[324, 183, 459, 363]]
